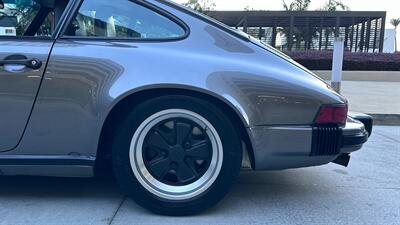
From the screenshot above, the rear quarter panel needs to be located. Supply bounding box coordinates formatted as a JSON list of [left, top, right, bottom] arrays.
[[6, 1, 344, 158]]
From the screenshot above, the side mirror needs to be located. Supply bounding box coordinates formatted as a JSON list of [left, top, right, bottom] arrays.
[[0, 0, 4, 9]]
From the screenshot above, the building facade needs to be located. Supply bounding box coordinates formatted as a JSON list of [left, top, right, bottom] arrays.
[[383, 29, 396, 53], [209, 11, 387, 53]]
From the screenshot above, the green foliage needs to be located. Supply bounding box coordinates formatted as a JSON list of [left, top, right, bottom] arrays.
[[282, 0, 311, 11], [183, 0, 215, 14], [183, 0, 201, 11], [2, 0, 53, 36], [287, 51, 400, 71], [317, 1, 350, 49], [391, 18, 400, 28], [390, 18, 400, 52], [4, 0, 40, 35], [321, 0, 350, 11], [279, 0, 350, 49], [280, 0, 313, 49]]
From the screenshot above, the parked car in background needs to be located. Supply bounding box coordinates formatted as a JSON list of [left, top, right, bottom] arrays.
[[0, 0, 372, 216]]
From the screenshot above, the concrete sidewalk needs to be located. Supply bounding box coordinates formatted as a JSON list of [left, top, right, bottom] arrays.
[[341, 81, 400, 115], [0, 126, 398, 225], [314, 70, 400, 124], [328, 81, 400, 124]]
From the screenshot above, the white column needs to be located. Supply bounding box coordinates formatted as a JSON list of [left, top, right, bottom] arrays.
[[331, 37, 345, 93]]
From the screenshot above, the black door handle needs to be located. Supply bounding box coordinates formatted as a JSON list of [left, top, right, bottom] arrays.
[[0, 54, 42, 70]]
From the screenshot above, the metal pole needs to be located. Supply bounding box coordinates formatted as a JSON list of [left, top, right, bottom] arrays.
[[271, 21, 277, 47], [373, 19, 378, 53], [319, 17, 323, 50], [332, 37, 345, 93], [379, 15, 386, 53], [288, 16, 294, 51], [359, 22, 365, 52], [365, 18, 371, 52]]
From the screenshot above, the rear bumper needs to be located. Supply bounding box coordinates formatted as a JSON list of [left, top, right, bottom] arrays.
[[247, 113, 372, 170], [342, 130, 369, 148], [341, 113, 373, 153]]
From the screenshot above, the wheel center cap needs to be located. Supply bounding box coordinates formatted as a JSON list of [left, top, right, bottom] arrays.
[[169, 146, 185, 162]]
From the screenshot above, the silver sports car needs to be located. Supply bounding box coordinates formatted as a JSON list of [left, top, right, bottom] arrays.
[[0, 0, 371, 215]]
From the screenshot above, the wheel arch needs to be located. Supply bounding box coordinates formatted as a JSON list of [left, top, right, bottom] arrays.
[[96, 86, 255, 171]]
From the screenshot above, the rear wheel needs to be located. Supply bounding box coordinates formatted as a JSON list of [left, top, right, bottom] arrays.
[[112, 95, 242, 215]]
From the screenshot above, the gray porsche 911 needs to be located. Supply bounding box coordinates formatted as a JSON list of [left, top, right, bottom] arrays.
[[0, 0, 372, 215]]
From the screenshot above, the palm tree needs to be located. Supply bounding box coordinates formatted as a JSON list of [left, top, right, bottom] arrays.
[[391, 18, 400, 52], [280, 0, 349, 50], [183, 0, 216, 14], [280, 0, 312, 50], [283, 0, 311, 11], [318, 0, 350, 49], [322, 0, 350, 11]]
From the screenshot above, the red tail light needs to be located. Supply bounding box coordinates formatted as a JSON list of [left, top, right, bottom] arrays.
[[315, 105, 348, 125]]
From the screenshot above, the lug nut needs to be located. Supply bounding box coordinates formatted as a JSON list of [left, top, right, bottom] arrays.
[[184, 142, 191, 149]]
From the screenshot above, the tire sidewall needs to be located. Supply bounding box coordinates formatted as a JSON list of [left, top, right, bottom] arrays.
[[112, 95, 242, 215]]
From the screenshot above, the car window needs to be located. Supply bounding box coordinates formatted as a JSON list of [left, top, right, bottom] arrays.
[[0, 0, 54, 37], [65, 0, 185, 39]]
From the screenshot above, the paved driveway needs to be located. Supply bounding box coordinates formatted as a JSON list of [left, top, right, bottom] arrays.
[[0, 126, 399, 225]]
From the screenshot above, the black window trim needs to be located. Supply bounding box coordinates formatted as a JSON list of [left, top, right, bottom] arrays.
[[58, 0, 190, 42], [53, 0, 79, 39], [24, 6, 52, 36]]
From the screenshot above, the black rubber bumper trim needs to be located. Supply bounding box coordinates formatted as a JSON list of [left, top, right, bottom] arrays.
[[349, 113, 374, 137], [342, 130, 369, 147]]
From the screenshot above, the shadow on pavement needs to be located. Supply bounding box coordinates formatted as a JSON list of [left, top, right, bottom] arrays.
[[0, 170, 330, 201], [0, 176, 120, 198]]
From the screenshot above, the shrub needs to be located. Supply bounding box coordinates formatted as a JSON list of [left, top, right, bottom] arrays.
[[285, 51, 400, 71]]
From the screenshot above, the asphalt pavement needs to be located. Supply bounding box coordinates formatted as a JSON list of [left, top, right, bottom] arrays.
[[0, 126, 399, 225]]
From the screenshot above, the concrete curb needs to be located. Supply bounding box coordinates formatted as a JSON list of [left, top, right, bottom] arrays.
[[313, 70, 400, 82], [368, 114, 400, 125]]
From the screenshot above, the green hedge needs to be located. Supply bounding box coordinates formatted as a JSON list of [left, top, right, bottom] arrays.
[[285, 51, 400, 71]]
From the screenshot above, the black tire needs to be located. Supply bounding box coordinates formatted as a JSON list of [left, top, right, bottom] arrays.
[[112, 95, 242, 216]]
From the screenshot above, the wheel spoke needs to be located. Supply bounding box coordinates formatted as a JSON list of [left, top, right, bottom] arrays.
[[186, 141, 210, 159], [176, 162, 196, 183], [147, 131, 170, 150], [175, 121, 192, 145], [142, 115, 215, 186], [149, 157, 170, 178]]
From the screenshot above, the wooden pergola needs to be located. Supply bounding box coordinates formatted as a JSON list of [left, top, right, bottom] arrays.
[[208, 11, 387, 52]]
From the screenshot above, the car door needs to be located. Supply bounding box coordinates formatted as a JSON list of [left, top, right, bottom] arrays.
[[0, 0, 57, 151]]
